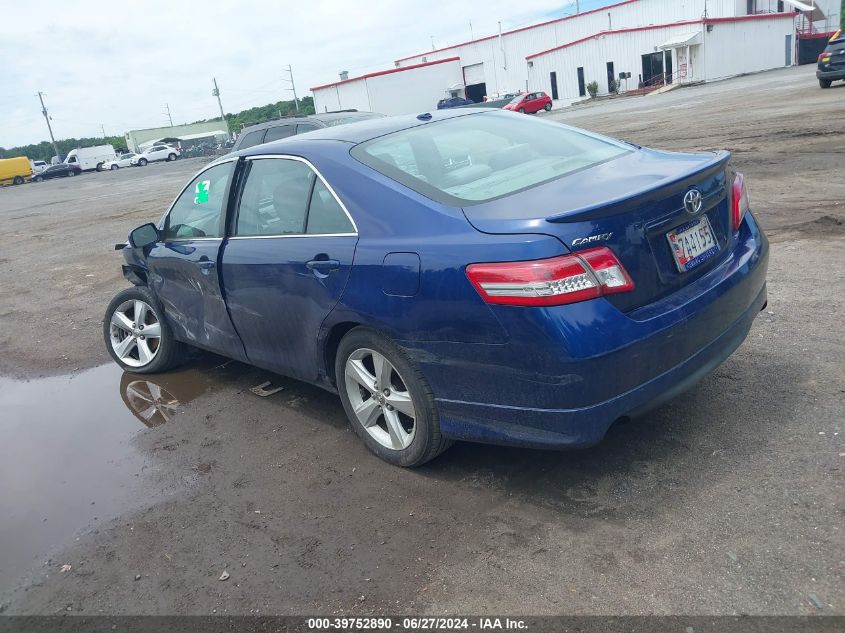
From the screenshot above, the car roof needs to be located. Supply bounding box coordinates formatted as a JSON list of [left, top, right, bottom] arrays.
[[238, 111, 381, 136], [236, 107, 489, 155]]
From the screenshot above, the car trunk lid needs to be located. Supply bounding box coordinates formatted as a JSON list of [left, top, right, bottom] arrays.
[[461, 148, 734, 312]]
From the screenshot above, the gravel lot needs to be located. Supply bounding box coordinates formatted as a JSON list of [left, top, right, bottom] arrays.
[[0, 65, 842, 617]]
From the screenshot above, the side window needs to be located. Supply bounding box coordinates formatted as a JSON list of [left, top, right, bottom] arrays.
[[263, 125, 295, 143], [165, 162, 234, 240], [236, 159, 314, 236], [306, 179, 354, 234], [238, 129, 266, 150], [296, 123, 320, 134]]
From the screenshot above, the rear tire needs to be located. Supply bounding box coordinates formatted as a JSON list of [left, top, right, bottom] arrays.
[[167, 153, 176, 161], [819, 78, 832, 89], [13, 176, 23, 185], [103, 286, 186, 374], [518, 107, 525, 114], [138, 158, 148, 166], [335, 327, 452, 467], [67, 170, 76, 177], [33, 175, 43, 182], [96, 163, 104, 172]]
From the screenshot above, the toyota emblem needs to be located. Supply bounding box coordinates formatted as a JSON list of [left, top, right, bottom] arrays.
[[683, 189, 703, 215]]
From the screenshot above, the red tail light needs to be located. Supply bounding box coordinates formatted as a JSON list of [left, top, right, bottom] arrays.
[[819, 52, 832, 62], [465, 246, 634, 307], [730, 171, 750, 231]]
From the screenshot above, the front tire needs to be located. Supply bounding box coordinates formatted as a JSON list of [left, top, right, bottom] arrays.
[[819, 78, 832, 89], [336, 328, 452, 467], [138, 158, 148, 166], [167, 153, 176, 161], [13, 176, 23, 185], [110, 164, 119, 170], [103, 286, 186, 374], [544, 102, 552, 111], [67, 170, 76, 177], [518, 107, 525, 114], [33, 175, 43, 182]]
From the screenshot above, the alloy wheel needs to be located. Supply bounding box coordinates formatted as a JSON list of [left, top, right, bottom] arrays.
[[109, 299, 162, 368], [344, 348, 416, 450]]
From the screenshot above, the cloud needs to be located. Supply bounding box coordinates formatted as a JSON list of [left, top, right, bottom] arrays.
[[0, 0, 587, 147]]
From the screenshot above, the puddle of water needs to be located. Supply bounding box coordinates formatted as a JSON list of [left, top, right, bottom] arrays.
[[0, 357, 232, 598]]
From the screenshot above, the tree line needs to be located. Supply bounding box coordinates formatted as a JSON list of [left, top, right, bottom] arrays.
[[0, 96, 317, 163]]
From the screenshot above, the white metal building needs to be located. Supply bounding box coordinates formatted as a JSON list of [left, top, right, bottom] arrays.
[[311, 0, 841, 115], [311, 57, 463, 114]]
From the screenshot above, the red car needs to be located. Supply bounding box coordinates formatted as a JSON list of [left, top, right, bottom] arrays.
[[503, 91, 552, 114]]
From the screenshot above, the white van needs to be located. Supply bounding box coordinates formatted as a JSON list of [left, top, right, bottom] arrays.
[[30, 160, 48, 174], [65, 145, 116, 171]]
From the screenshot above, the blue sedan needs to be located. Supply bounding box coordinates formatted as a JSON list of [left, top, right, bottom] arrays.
[[104, 109, 768, 467]]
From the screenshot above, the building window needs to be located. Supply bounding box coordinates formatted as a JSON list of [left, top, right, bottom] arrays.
[[577, 67, 586, 97]]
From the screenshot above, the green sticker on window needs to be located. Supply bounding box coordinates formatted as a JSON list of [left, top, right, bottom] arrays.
[[194, 180, 210, 204]]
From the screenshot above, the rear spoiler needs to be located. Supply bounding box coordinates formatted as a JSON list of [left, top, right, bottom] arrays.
[[545, 151, 730, 223]]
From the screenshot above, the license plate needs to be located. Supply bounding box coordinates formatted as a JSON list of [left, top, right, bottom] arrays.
[[666, 215, 719, 272]]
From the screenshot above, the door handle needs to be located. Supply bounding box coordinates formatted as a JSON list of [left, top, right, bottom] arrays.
[[198, 256, 215, 273], [306, 259, 340, 272]]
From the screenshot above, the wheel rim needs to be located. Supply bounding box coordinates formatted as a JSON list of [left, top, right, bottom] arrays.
[[109, 299, 162, 368], [111, 165, 118, 170], [344, 348, 416, 450]]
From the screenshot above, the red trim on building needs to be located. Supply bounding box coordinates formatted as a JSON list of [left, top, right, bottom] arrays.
[[311, 56, 461, 91], [526, 12, 796, 60], [393, 0, 640, 64]]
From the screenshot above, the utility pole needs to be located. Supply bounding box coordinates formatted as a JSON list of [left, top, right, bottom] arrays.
[[575, 0, 580, 13], [100, 124, 107, 138], [36, 92, 61, 163], [162, 103, 173, 127], [212, 77, 232, 140], [283, 65, 300, 113]]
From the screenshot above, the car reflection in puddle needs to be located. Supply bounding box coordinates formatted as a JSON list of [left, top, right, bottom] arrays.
[[0, 353, 238, 600], [118, 356, 233, 427]]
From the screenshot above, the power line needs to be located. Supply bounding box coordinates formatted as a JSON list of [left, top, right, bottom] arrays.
[[282, 65, 299, 114], [36, 92, 61, 162], [162, 103, 173, 127], [212, 77, 232, 141]]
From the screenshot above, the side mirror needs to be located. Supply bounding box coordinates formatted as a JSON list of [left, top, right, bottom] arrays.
[[128, 223, 160, 248]]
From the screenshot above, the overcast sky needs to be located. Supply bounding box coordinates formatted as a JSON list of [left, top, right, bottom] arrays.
[[0, 0, 608, 148]]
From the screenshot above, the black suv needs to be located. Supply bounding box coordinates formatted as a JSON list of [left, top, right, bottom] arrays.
[[230, 111, 383, 152], [818, 30, 845, 89]]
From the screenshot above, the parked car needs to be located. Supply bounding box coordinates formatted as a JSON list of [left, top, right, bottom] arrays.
[[30, 160, 49, 175], [503, 91, 553, 113], [131, 145, 180, 166], [0, 156, 33, 185], [105, 109, 768, 467], [32, 163, 82, 181], [102, 153, 138, 170], [436, 96, 474, 109], [817, 30, 845, 88], [230, 111, 384, 153]]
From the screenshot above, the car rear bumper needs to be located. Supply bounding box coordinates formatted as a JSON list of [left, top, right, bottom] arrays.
[[817, 68, 845, 80], [401, 213, 769, 449]]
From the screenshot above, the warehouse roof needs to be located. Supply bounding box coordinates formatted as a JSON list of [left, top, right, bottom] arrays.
[[526, 12, 796, 60], [393, 0, 639, 64], [311, 56, 460, 92]]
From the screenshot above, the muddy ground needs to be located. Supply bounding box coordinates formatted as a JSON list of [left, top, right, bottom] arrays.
[[0, 65, 842, 616]]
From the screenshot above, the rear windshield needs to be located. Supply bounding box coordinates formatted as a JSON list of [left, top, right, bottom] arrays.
[[351, 111, 632, 205]]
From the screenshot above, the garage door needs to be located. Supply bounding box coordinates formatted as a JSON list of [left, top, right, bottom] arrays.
[[463, 63, 485, 85]]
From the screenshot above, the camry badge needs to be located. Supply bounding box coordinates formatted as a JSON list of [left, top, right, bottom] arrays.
[[571, 232, 613, 247]]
